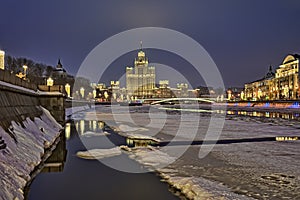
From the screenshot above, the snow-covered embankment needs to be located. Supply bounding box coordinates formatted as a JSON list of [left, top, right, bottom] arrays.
[[0, 107, 62, 200]]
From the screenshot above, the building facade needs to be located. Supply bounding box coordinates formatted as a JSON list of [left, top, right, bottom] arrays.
[[273, 54, 299, 99], [126, 48, 155, 99], [244, 54, 299, 100]]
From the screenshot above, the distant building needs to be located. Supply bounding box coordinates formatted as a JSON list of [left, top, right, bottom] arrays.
[[126, 44, 155, 99], [110, 81, 120, 101], [52, 59, 67, 83], [40, 59, 74, 97], [176, 83, 189, 97], [0, 50, 4, 70], [273, 54, 299, 99], [227, 87, 244, 101], [244, 66, 275, 100], [155, 80, 173, 98], [244, 54, 299, 100]]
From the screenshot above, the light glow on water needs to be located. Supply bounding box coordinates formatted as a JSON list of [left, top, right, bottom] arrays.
[[158, 107, 214, 113], [65, 123, 71, 140]]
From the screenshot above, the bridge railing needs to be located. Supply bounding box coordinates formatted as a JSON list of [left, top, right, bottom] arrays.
[[0, 69, 37, 91]]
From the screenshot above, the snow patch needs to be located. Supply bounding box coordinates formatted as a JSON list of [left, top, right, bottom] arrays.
[[76, 147, 122, 159], [129, 147, 176, 168], [0, 106, 62, 200], [118, 124, 148, 132], [81, 131, 110, 137]]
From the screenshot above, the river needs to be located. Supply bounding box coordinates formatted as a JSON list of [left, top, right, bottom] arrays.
[[26, 104, 300, 199], [26, 119, 180, 200]]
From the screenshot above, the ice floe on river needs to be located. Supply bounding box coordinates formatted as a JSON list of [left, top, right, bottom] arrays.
[[76, 147, 122, 159], [81, 131, 110, 137], [70, 105, 300, 199]]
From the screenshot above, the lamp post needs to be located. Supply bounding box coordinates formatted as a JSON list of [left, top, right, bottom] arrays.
[[80, 87, 85, 99], [23, 65, 28, 79], [93, 89, 97, 98], [47, 77, 54, 92], [65, 83, 71, 97]]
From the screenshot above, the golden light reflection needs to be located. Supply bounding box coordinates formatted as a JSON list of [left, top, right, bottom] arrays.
[[98, 121, 104, 129], [276, 136, 298, 141], [92, 121, 97, 131], [80, 120, 85, 135], [65, 123, 71, 140]]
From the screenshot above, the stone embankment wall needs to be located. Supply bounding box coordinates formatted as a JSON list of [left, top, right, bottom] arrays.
[[0, 80, 64, 200]]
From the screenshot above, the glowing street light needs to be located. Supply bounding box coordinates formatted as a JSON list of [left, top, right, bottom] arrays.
[[80, 87, 85, 99], [23, 65, 28, 79], [65, 83, 71, 97], [93, 89, 97, 98], [0, 50, 5, 70], [47, 77, 54, 92]]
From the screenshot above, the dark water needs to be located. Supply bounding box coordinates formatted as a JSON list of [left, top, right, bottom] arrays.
[[26, 120, 179, 200]]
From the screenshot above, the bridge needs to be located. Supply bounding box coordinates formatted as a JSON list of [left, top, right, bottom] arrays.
[[148, 97, 215, 105]]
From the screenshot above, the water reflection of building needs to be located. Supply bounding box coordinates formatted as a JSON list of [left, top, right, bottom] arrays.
[[75, 120, 105, 136], [126, 44, 156, 99], [41, 134, 67, 173], [244, 54, 299, 100]]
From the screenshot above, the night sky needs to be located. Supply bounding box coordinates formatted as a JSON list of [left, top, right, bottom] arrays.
[[1, 0, 300, 87]]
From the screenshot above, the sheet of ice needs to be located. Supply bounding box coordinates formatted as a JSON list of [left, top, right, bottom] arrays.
[[116, 124, 161, 142], [81, 131, 110, 137], [76, 147, 122, 159], [118, 124, 148, 132], [68, 105, 300, 199], [127, 146, 253, 199], [129, 147, 176, 167], [65, 104, 94, 120], [126, 133, 161, 142], [0, 106, 62, 200], [159, 173, 254, 200]]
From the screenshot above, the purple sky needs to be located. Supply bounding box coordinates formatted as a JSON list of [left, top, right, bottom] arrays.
[[1, 0, 300, 87]]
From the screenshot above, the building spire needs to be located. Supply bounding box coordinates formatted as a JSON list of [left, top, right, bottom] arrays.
[[57, 58, 62, 69], [140, 41, 143, 50]]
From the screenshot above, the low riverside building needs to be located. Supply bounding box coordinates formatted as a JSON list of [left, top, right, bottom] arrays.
[[244, 66, 275, 100], [273, 54, 300, 99], [244, 54, 300, 100]]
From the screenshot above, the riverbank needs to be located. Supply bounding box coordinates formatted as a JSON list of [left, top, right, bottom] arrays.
[[0, 80, 64, 200], [0, 107, 62, 200]]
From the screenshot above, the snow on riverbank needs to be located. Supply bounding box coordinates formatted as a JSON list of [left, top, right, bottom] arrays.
[[65, 104, 94, 120], [0, 107, 62, 200]]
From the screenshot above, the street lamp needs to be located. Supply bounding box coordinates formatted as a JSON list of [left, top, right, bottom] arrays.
[[93, 89, 97, 98], [23, 65, 28, 79], [80, 87, 85, 99], [47, 77, 54, 91], [65, 83, 71, 97]]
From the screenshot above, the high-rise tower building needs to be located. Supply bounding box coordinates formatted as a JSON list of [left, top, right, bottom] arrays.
[[126, 43, 155, 99]]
